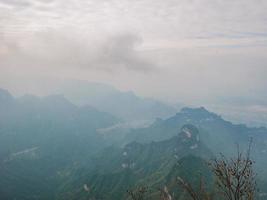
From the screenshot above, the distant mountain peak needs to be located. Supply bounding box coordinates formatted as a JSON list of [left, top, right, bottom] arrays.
[[0, 88, 14, 103], [41, 94, 75, 107], [179, 107, 220, 120], [181, 106, 209, 114], [18, 94, 40, 103]]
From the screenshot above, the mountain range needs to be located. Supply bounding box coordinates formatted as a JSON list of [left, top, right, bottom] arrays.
[[56, 124, 213, 200], [0, 88, 267, 199], [51, 80, 178, 121], [0, 88, 119, 199]]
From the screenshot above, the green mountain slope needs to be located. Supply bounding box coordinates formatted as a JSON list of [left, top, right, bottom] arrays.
[[125, 107, 267, 176], [0, 89, 119, 200], [57, 125, 213, 200]]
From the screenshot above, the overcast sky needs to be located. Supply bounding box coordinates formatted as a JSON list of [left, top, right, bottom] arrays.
[[0, 0, 267, 106]]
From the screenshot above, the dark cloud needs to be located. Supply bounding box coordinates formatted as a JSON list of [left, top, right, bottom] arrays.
[[96, 34, 155, 71], [0, 30, 156, 72]]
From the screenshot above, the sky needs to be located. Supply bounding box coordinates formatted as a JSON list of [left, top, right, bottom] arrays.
[[0, 0, 267, 109]]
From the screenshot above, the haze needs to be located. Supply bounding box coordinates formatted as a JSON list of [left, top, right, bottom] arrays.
[[2, 1, 267, 199], [1, 0, 267, 125]]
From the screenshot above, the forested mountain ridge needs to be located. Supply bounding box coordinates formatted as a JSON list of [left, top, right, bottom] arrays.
[[0, 88, 119, 200], [1, 88, 267, 200], [126, 107, 267, 171], [57, 124, 213, 200]]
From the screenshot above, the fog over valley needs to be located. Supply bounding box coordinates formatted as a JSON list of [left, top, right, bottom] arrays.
[[0, 0, 267, 199]]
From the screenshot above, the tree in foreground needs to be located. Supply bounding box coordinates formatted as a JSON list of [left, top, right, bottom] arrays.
[[209, 141, 256, 200], [178, 140, 256, 200], [128, 141, 257, 200]]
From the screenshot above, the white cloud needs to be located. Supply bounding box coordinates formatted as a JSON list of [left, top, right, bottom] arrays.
[[0, 0, 267, 105], [0, 29, 155, 72]]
